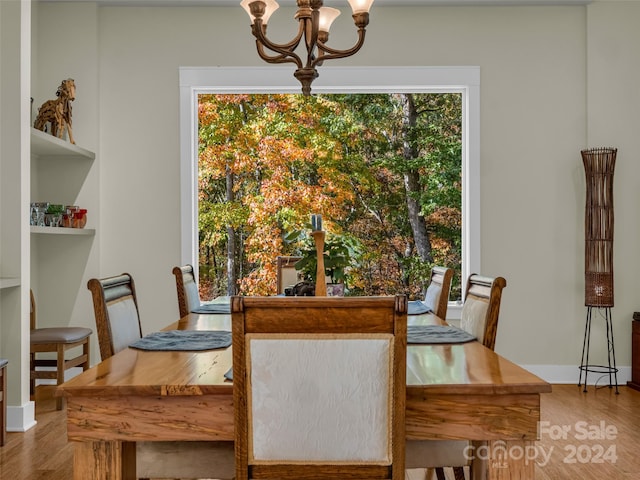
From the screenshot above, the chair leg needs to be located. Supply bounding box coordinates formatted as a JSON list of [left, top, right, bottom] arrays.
[[56, 346, 65, 410], [83, 338, 90, 371], [453, 466, 466, 480], [30, 352, 36, 396]]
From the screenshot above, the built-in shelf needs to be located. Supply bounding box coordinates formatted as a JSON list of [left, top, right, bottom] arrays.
[[30, 127, 95, 161], [0, 278, 20, 289], [30, 128, 96, 236], [30, 226, 95, 236]]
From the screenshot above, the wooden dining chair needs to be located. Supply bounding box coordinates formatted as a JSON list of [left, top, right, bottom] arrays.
[[275, 255, 302, 294], [406, 273, 507, 480], [87, 273, 142, 361], [459, 273, 507, 351], [232, 295, 407, 480], [29, 289, 92, 410], [423, 266, 454, 320], [172, 264, 201, 317], [87, 272, 234, 479]]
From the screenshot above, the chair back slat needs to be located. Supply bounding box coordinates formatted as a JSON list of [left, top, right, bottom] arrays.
[[102, 279, 134, 303]]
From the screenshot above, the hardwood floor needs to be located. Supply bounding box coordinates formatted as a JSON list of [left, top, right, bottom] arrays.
[[534, 384, 639, 479], [1, 384, 638, 479], [0, 386, 75, 480]]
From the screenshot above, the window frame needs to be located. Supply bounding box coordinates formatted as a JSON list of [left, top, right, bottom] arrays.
[[179, 66, 480, 317]]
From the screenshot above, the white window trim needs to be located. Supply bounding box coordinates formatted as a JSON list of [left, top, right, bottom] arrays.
[[179, 66, 480, 318]]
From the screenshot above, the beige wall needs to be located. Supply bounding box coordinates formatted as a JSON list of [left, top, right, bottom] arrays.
[[33, 1, 640, 376]]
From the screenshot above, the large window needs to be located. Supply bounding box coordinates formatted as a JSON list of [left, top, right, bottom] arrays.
[[180, 67, 480, 315]]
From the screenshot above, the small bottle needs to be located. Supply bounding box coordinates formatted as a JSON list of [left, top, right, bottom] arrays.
[[74, 209, 87, 228]]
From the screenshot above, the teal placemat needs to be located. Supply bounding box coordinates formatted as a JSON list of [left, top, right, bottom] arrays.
[[130, 330, 231, 351], [191, 303, 231, 314], [408, 300, 432, 315], [408, 325, 476, 344]]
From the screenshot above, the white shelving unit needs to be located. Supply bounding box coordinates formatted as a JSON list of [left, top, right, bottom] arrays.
[[29, 127, 98, 335], [30, 127, 96, 235], [1, 4, 101, 431]]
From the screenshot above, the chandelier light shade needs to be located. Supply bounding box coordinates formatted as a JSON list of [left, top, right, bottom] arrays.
[[582, 147, 617, 307], [240, 0, 375, 95]]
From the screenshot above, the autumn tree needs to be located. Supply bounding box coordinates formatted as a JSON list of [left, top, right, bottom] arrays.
[[325, 93, 462, 298], [198, 92, 462, 299], [199, 94, 360, 296]]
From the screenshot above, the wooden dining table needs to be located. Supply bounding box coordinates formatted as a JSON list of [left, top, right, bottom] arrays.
[[58, 309, 551, 480]]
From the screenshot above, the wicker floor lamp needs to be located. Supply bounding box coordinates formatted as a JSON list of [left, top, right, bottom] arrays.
[[579, 147, 619, 393]]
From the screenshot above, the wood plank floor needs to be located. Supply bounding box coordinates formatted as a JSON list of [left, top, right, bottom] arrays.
[[1, 384, 638, 479]]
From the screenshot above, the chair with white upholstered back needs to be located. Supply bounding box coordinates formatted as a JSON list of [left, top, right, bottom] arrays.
[[87, 273, 142, 361], [459, 273, 507, 351], [406, 273, 507, 480], [275, 256, 302, 295], [423, 266, 454, 320], [172, 264, 201, 318], [87, 272, 234, 480], [232, 295, 407, 480]]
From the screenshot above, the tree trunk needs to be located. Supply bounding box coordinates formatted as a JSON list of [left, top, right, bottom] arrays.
[[226, 165, 237, 296], [399, 93, 433, 263]]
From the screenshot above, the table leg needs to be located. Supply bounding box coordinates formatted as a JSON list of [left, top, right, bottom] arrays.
[[74, 440, 137, 480]]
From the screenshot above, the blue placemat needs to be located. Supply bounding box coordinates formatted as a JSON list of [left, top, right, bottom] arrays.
[[191, 303, 231, 314], [408, 300, 432, 315], [408, 325, 476, 344], [129, 330, 231, 351]]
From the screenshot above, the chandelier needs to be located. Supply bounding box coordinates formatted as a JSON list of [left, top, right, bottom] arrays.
[[240, 0, 375, 96]]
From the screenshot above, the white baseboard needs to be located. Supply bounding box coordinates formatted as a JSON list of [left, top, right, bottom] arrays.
[[521, 364, 631, 386], [7, 400, 37, 432]]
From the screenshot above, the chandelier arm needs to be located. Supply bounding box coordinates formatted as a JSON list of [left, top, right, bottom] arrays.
[[312, 29, 366, 67], [252, 20, 305, 68], [256, 41, 302, 66]]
